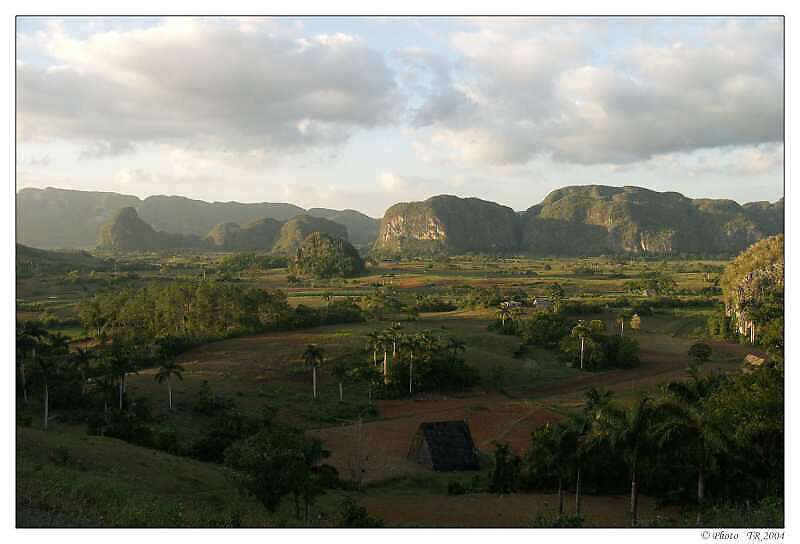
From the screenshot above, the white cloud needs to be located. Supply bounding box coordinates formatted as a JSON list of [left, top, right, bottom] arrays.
[[378, 171, 408, 193], [18, 18, 405, 157], [411, 18, 783, 166]]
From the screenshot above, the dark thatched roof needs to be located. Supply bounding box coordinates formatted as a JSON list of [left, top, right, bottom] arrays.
[[408, 420, 479, 472]]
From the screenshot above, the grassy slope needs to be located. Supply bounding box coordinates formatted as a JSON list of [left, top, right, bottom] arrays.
[[16, 426, 267, 527]]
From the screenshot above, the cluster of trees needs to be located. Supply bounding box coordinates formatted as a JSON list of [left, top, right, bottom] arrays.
[[289, 233, 365, 279], [447, 285, 507, 309], [77, 281, 364, 348], [500, 311, 641, 371], [16, 320, 186, 432], [413, 294, 457, 313], [216, 253, 288, 277], [624, 271, 678, 296], [298, 324, 479, 401], [20, 282, 367, 432], [493, 360, 783, 527], [224, 426, 340, 522], [17, 319, 345, 524], [361, 285, 405, 320]]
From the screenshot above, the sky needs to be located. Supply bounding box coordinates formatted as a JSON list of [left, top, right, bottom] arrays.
[[15, 16, 784, 217]]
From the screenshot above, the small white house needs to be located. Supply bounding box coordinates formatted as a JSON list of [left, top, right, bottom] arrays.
[[532, 297, 552, 308], [501, 300, 523, 309]]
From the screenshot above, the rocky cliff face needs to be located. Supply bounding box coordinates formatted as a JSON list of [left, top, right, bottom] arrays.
[[375, 186, 783, 256], [373, 196, 519, 255], [720, 235, 784, 341]]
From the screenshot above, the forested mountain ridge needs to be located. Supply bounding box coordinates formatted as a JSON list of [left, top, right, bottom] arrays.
[[305, 208, 380, 246], [16, 187, 378, 249], [374, 186, 784, 256], [96, 207, 351, 253], [17, 185, 782, 255], [97, 207, 209, 251]]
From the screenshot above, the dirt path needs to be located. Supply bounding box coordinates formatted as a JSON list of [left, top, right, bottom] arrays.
[[362, 492, 679, 527]]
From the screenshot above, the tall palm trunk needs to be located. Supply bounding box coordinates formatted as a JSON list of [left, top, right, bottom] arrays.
[[312, 366, 317, 400], [409, 352, 414, 394], [579, 337, 585, 370], [558, 476, 564, 515], [119, 377, 124, 410], [383, 352, 389, 385], [168, 377, 173, 410], [20, 360, 28, 405], [696, 465, 705, 525], [339, 382, 343, 402], [575, 469, 582, 516], [43, 382, 49, 430], [630, 454, 639, 527]]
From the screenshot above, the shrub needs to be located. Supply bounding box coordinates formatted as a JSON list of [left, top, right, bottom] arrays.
[[337, 497, 384, 527], [688, 342, 712, 363], [519, 313, 572, 348], [447, 481, 468, 495], [531, 512, 584, 528], [50, 447, 73, 467], [599, 335, 640, 369], [153, 427, 181, 455]]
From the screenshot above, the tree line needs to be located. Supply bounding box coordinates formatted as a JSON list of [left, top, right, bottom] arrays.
[[300, 323, 478, 402], [487, 359, 783, 527]]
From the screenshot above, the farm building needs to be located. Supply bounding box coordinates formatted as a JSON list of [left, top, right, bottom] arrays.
[[532, 297, 552, 308], [407, 421, 480, 471], [743, 353, 766, 373]]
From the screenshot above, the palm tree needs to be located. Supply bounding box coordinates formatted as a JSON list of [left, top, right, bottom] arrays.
[[302, 344, 325, 400], [331, 357, 350, 402], [575, 387, 616, 516], [416, 329, 439, 356], [562, 412, 589, 516], [548, 283, 565, 312], [107, 342, 136, 410], [571, 320, 593, 370], [657, 368, 726, 525], [16, 320, 48, 405], [535, 422, 573, 516], [510, 307, 524, 326], [155, 358, 184, 411], [366, 330, 382, 365], [35, 332, 69, 430], [70, 347, 94, 397], [616, 311, 632, 336], [496, 306, 512, 329], [446, 337, 466, 358], [387, 323, 404, 360], [399, 334, 422, 395], [609, 393, 657, 526]]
